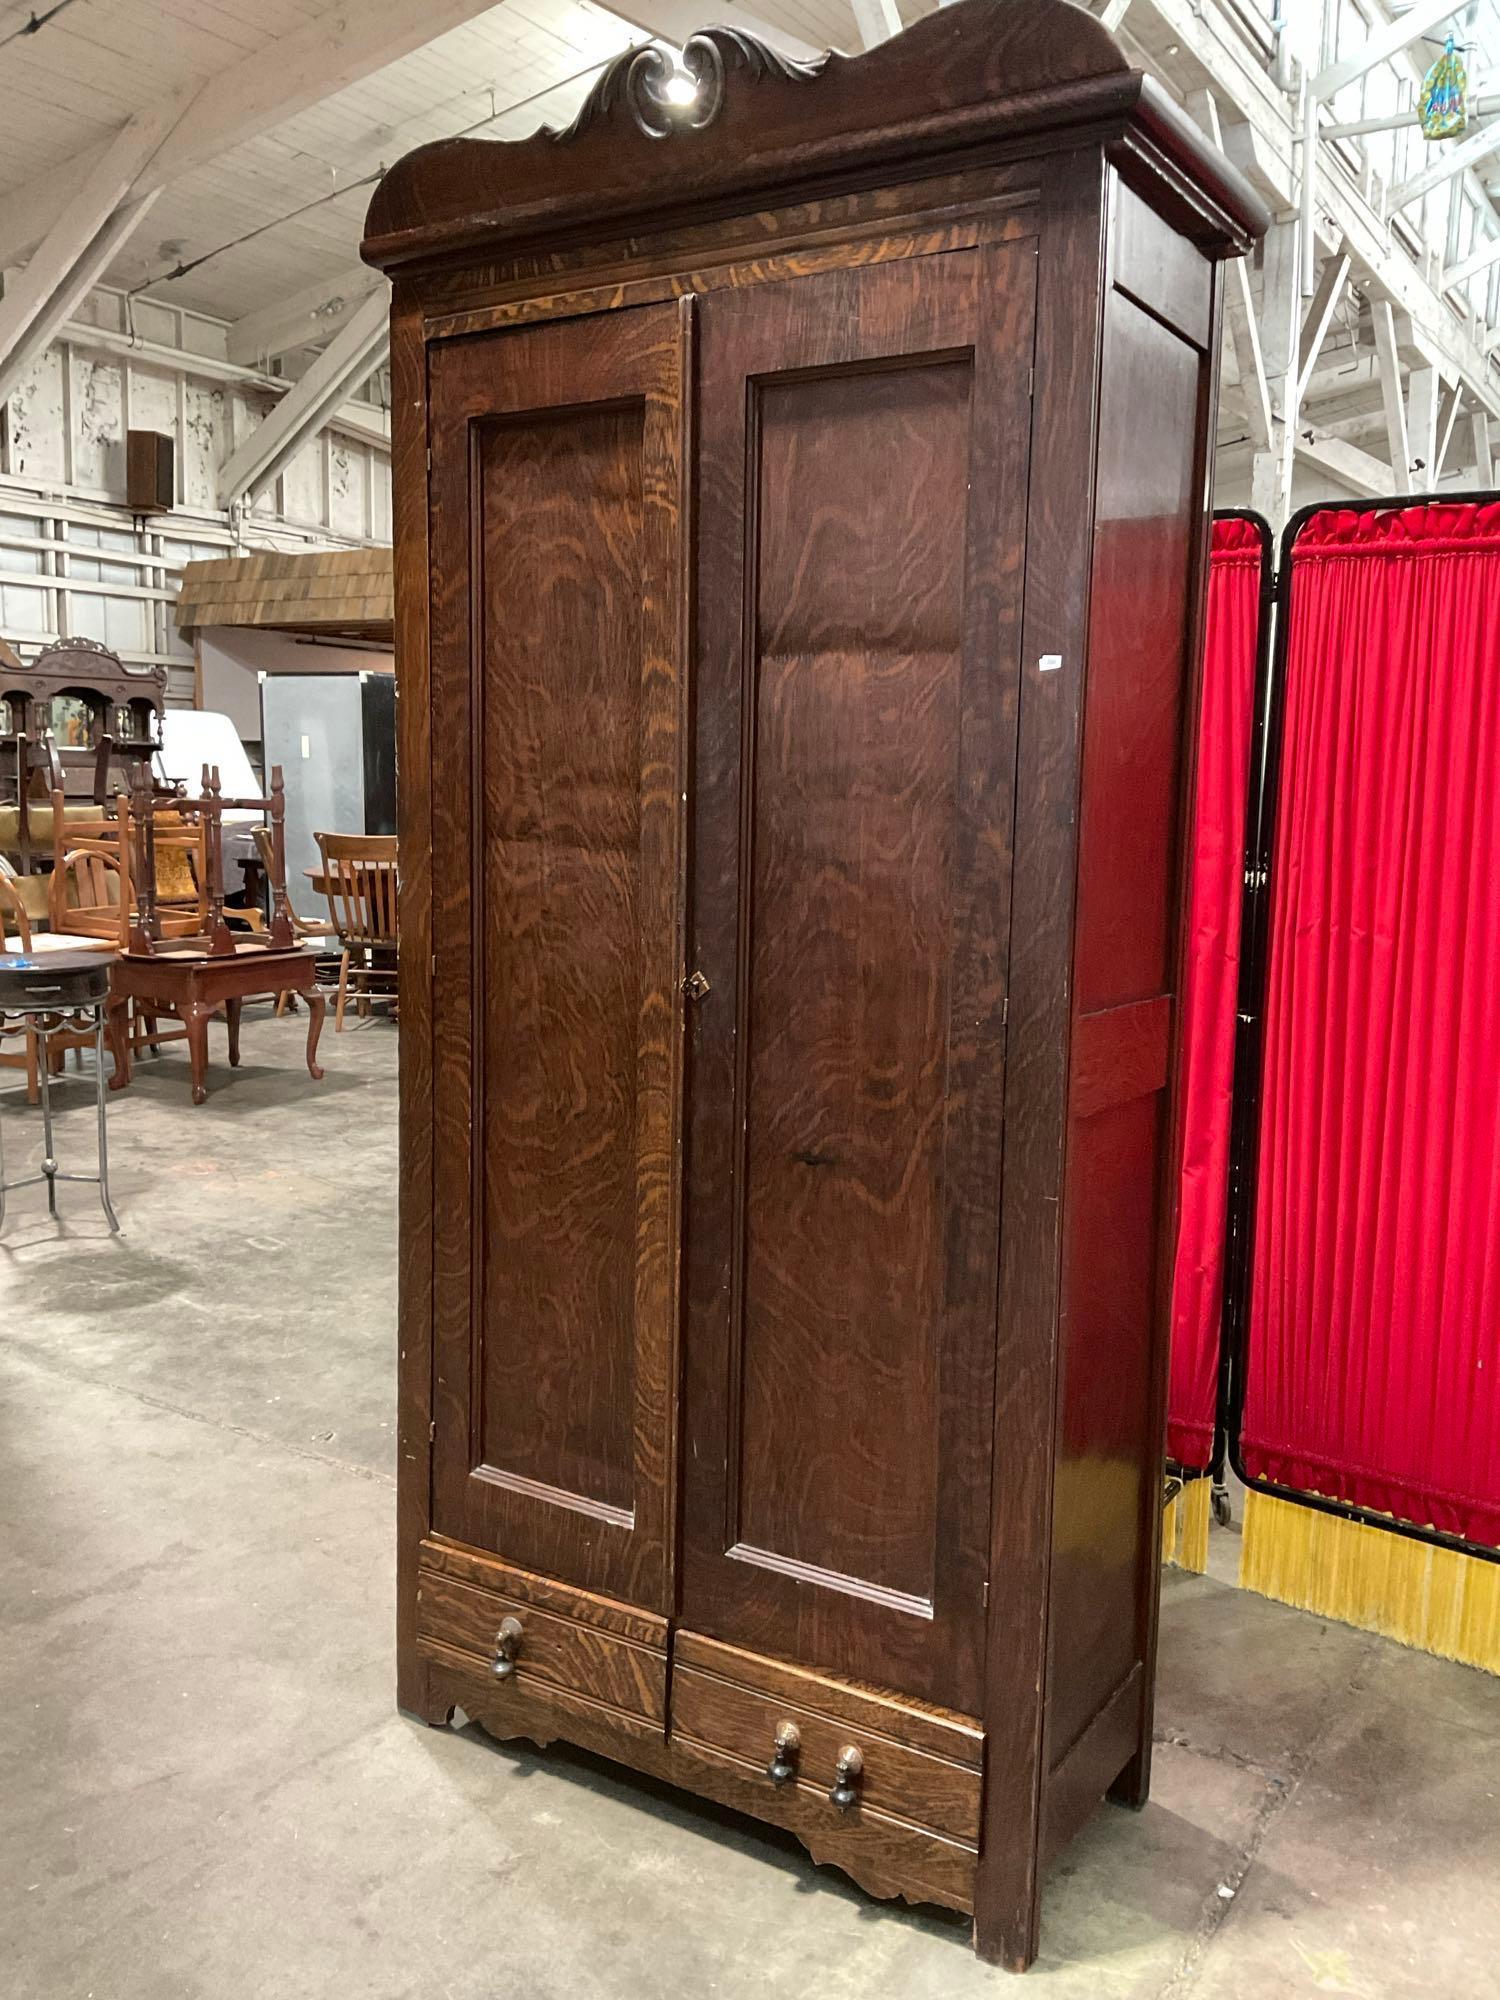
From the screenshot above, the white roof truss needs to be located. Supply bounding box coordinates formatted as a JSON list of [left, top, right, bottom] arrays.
[[228, 265, 381, 369], [0, 0, 514, 272], [217, 288, 390, 509]]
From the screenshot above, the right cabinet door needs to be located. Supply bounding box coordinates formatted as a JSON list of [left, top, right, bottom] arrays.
[[680, 244, 1036, 1713]]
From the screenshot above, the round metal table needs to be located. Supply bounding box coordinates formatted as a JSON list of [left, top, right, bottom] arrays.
[[0, 949, 119, 1233]]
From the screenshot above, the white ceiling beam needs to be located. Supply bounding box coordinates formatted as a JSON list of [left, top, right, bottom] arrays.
[[1372, 300, 1411, 478], [1390, 121, 1500, 213], [1100, 0, 1135, 30], [1312, 0, 1466, 102], [1325, 89, 1500, 140], [217, 289, 390, 510], [1149, 0, 1500, 436], [1218, 317, 1242, 391], [1302, 348, 1384, 406], [1408, 365, 1441, 489], [1442, 234, 1500, 295], [0, 99, 180, 407], [1471, 410, 1493, 482], [1300, 404, 1393, 447], [0, 108, 173, 365], [848, 0, 901, 49], [0, 0, 515, 272], [0, 194, 159, 412], [1297, 247, 1352, 403], [227, 265, 380, 368], [1295, 433, 1397, 499], [1435, 382, 1464, 482], [1188, 88, 1272, 451], [1228, 297, 1274, 451]]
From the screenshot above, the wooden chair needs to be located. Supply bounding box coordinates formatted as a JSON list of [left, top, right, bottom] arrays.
[[49, 845, 130, 948], [103, 766, 326, 1106], [253, 825, 338, 1016], [314, 831, 398, 1032], [46, 843, 193, 1065], [2, 869, 47, 1100], [1, 868, 105, 1101], [48, 789, 206, 946]]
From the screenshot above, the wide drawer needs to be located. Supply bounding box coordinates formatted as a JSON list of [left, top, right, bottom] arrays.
[[668, 1631, 983, 1844], [415, 1542, 668, 1725]]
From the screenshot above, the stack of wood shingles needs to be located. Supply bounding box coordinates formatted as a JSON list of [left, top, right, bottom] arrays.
[[175, 547, 392, 640]]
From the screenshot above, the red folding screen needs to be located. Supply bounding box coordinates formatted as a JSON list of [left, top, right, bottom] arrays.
[[1167, 515, 1263, 1472], [1239, 500, 1500, 1551]]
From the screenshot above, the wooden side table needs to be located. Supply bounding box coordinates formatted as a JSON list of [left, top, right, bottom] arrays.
[[107, 944, 326, 1106], [0, 948, 120, 1232]]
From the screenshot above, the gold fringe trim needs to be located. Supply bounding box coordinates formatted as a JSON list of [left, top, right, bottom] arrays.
[[1161, 1477, 1211, 1574], [1240, 1489, 1500, 1677]]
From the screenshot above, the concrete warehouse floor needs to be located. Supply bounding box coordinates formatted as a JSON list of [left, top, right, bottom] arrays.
[[2, 1010, 1498, 2000]]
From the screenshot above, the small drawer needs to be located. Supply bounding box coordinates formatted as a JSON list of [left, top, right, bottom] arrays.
[[415, 1552, 667, 1725], [668, 1639, 982, 1844]]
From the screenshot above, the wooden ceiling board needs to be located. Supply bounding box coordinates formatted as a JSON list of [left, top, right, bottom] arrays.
[[113, 0, 639, 319], [0, 2, 907, 339]]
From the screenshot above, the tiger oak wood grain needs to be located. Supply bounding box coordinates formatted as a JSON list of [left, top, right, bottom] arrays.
[[669, 1663, 982, 1841], [426, 304, 685, 1610], [371, 0, 1262, 1966], [417, 1643, 979, 1913], [417, 178, 1039, 337], [671, 1629, 983, 1766], [680, 244, 1034, 1715], [416, 1571, 668, 1721], [418, 1540, 669, 1649]]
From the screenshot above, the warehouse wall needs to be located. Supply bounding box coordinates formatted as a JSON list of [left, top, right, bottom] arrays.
[[0, 284, 391, 704]]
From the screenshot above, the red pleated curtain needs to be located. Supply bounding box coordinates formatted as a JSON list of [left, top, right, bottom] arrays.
[[1167, 515, 1262, 1471], [1243, 501, 1500, 1551]]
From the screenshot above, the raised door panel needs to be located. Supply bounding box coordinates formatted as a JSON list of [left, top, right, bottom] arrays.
[[427, 303, 687, 1613], [682, 246, 1036, 1711]]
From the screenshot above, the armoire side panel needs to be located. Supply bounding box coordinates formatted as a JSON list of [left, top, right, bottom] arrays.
[[426, 304, 686, 1612], [1048, 183, 1215, 1770]]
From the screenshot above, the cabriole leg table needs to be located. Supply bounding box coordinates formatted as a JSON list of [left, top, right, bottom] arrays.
[[108, 946, 326, 1106]]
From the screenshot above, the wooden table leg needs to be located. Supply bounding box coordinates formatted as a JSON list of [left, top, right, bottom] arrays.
[[184, 999, 213, 1106], [107, 997, 133, 1092], [226, 997, 242, 1067], [305, 988, 327, 1080]]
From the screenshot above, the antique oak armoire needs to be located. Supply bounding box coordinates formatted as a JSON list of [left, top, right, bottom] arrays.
[[363, 0, 1266, 1968]]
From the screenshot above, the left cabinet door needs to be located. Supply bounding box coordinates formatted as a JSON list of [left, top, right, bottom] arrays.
[[426, 302, 690, 1615]]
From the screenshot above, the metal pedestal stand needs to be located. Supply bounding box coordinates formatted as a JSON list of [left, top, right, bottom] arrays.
[[0, 950, 119, 1234]]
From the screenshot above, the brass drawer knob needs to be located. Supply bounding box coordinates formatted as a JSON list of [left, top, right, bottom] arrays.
[[829, 1744, 864, 1812], [491, 1614, 523, 1680], [766, 1720, 801, 1787]]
